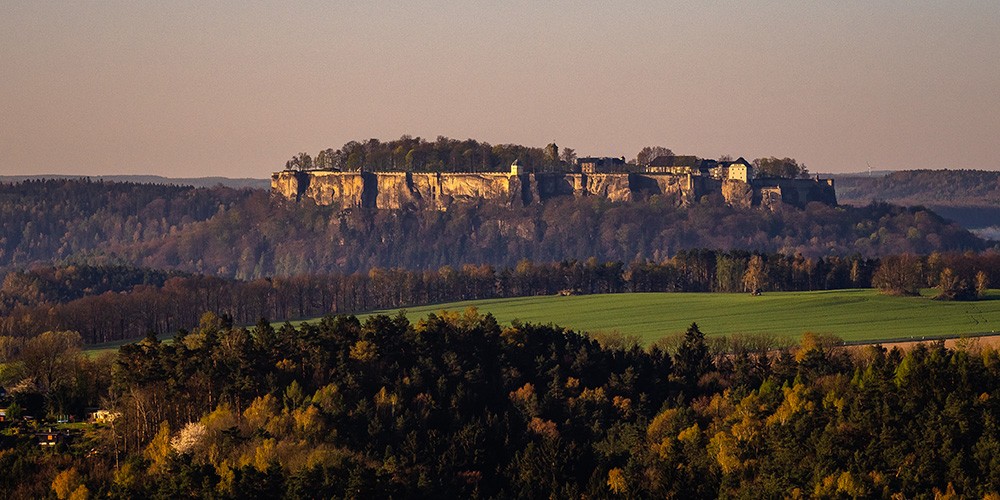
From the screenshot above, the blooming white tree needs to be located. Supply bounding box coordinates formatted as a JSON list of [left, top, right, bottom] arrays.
[[171, 422, 207, 455]]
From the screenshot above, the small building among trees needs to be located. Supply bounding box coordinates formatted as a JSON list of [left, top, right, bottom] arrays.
[[36, 429, 67, 449]]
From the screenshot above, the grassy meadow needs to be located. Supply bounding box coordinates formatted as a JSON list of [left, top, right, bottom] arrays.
[[337, 289, 1000, 344], [85, 289, 1000, 354]]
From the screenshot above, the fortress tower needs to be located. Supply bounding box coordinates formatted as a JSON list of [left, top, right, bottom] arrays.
[[510, 159, 532, 175]]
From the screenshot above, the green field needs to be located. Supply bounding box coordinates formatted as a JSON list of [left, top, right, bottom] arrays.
[[336, 289, 1000, 344], [84, 337, 148, 356], [84, 289, 1000, 353]]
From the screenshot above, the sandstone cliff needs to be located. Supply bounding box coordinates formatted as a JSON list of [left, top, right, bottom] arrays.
[[306, 171, 367, 208], [270, 171, 368, 207], [373, 173, 521, 209], [534, 174, 578, 200], [582, 174, 633, 202], [271, 171, 307, 201], [439, 174, 517, 206], [373, 173, 422, 209], [272, 170, 836, 210], [629, 174, 697, 205], [721, 180, 754, 207]]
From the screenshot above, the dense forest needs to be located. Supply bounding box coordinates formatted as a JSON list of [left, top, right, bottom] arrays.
[[4, 311, 1000, 498], [126, 195, 984, 278], [2, 173, 999, 497], [0, 179, 986, 280], [0, 179, 254, 271], [1, 250, 997, 344]]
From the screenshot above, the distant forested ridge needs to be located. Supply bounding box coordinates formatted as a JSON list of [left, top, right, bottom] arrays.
[[836, 169, 1000, 232], [0, 179, 985, 279], [0, 179, 253, 270], [0, 175, 269, 190], [836, 169, 1000, 207]]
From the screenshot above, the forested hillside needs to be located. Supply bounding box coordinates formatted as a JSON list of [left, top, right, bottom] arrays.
[[836, 169, 1000, 207], [0, 179, 253, 271], [836, 170, 1000, 233], [0, 179, 985, 279], [4, 312, 1000, 498]]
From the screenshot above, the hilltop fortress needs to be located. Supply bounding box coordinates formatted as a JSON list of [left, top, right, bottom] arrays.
[[272, 155, 836, 210]]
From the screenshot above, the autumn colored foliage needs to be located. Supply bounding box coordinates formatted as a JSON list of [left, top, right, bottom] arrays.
[[4, 312, 1000, 497]]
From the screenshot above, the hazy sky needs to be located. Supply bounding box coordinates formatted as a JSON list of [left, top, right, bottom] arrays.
[[2, 1, 999, 178]]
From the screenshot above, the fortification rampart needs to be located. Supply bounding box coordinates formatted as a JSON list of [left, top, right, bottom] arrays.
[[271, 170, 836, 210]]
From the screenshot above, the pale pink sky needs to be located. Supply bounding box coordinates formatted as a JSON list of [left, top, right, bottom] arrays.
[[2, 1, 998, 178]]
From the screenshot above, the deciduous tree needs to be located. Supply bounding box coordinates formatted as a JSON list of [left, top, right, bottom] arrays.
[[634, 146, 673, 166], [752, 157, 808, 178], [742, 255, 768, 294], [872, 254, 922, 296]]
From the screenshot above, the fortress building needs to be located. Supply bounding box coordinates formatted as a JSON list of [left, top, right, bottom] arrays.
[[272, 154, 836, 210], [577, 157, 626, 174]]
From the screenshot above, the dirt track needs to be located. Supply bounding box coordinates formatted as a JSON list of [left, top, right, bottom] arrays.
[[849, 334, 1000, 351]]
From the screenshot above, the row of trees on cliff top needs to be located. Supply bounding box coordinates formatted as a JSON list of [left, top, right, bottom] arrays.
[[282, 135, 810, 178], [2, 250, 997, 343], [283, 136, 573, 173], [7, 311, 1000, 497]]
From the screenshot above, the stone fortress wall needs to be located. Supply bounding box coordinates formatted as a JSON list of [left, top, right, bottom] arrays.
[[271, 158, 837, 210]]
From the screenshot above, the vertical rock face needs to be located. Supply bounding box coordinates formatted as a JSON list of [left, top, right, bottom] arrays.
[[308, 171, 367, 207], [271, 170, 837, 209], [272, 171, 368, 206], [630, 173, 698, 205], [722, 180, 754, 207], [534, 173, 578, 200], [582, 174, 633, 202], [374, 173, 420, 210], [410, 173, 441, 208], [370, 172, 523, 209], [439, 174, 515, 206], [753, 178, 837, 208], [271, 171, 306, 201]]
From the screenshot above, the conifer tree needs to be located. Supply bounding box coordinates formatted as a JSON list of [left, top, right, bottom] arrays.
[[673, 322, 711, 390]]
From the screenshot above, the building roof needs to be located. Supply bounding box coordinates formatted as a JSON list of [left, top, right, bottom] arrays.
[[577, 157, 625, 164], [648, 155, 702, 168], [718, 157, 751, 168]]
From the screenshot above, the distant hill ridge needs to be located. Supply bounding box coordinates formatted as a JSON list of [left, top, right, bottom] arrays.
[[834, 169, 1000, 231], [0, 174, 269, 190], [835, 169, 1000, 206]]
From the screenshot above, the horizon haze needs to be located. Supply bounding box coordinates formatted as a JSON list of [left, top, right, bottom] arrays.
[[3, 1, 998, 178]]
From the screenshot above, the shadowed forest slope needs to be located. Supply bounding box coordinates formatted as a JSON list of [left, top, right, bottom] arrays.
[[0, 179, 986, 278], [836, 170, 1000, 233]]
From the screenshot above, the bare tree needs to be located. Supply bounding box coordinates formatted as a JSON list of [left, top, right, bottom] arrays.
[[634, 146, 674, 167], [22, 330, 82, 415]]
